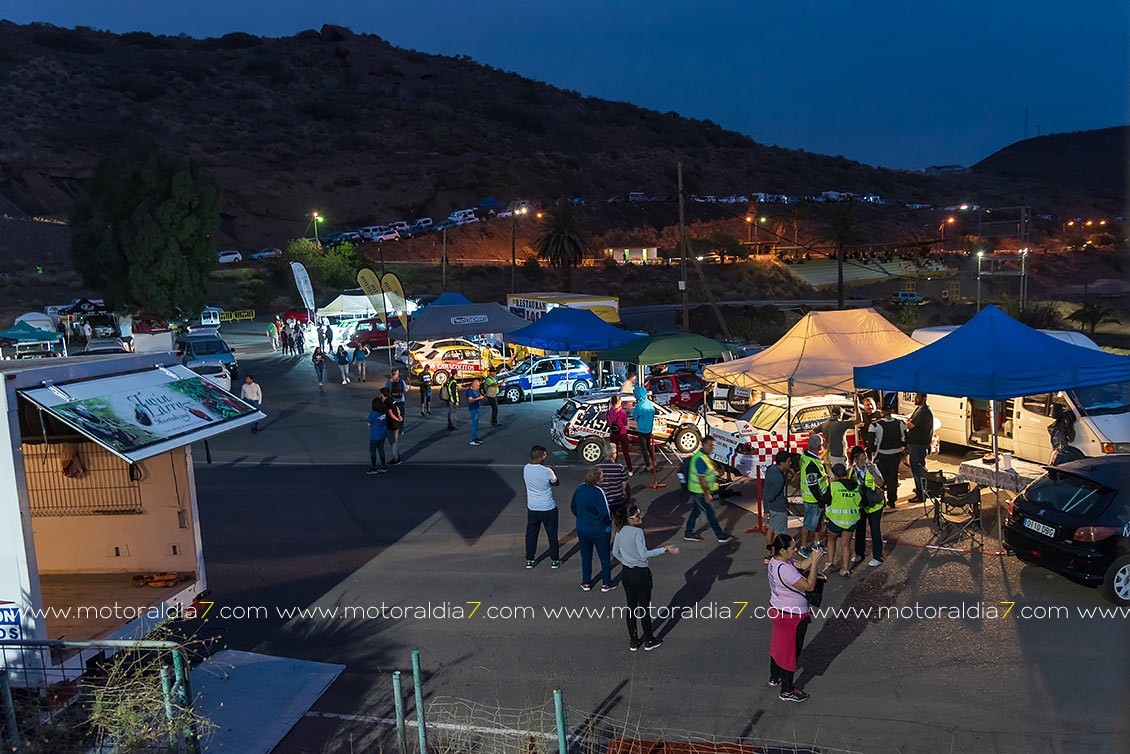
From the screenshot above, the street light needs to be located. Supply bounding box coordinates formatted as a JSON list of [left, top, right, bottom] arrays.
[[312, 211, 324, 246], [976, 250, 985, 311], [939, 216, 956, 240], [745, 214, 753, 243], [510, 206, 529, 293]]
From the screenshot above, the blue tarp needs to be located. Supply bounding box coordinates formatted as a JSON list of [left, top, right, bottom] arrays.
[[431, 292, 473, 307], [854, 305, 1130, 400], [506, 307, 643, 352]]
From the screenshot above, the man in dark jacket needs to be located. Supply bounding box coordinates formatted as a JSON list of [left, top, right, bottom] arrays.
[[905, 393, 933, 503]]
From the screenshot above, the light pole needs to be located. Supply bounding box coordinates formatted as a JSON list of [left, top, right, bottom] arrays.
[[745, 215, 753, 243], [312, 211, 324, 246], [1020, 248, 1029, 310], [441, 227, 448, 290], [976, 250, 985, 311], [510, 206, 528, 293], [939, 216, 955, 241]]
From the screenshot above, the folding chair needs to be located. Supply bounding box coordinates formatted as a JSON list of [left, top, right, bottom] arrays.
[[924, 470, 950, 523], [936, 482, 983, 547]]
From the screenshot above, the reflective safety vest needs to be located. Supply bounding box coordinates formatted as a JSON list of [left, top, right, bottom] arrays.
[[687, 450, 718, 494], [799, 452, 828, 504], [827, 481, 861, 529], [855, 466, 883, 514]]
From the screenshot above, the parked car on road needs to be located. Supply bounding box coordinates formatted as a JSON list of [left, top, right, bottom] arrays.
[[217, 250, 243, 264], [176, 333, 239, 379], [412, 217, 433, 231], [891, 291, 925, 306], [645, 371, 709, 411], [1004, 455, 1130, 605], [188, 361, 233, 393], [81, 337, 128, 355], [346, 318, 393, 350], [552, 392, 705, 464], [250, 247, 283, 260], [407, 341, 509, 386], [498, 357, 593, 403], [375, 230, 400, 242]]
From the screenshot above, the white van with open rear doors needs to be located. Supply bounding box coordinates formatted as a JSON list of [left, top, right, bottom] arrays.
[[899, 327, 1130, 463]]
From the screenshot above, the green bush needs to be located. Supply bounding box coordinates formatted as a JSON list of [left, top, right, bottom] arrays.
[[198, 32, 263, 50], [31, 28, 104, 55]]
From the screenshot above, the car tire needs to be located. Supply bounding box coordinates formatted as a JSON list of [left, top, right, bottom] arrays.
[[672, 426, 701, 454], [504, 385, 523, 403], [433, 370, 450, 387], [571, 380, 591, 396], [1101, 554, 1130, 606], [577, 438, 604, 465]]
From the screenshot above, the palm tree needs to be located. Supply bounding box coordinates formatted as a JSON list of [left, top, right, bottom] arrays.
[[830, 205, 862, 309], [536, 204, 588, 291], [1067, 302, 1121, 335]]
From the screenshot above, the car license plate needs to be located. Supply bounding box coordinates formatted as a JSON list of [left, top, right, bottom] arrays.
[[1023, 518, 1055, 538]]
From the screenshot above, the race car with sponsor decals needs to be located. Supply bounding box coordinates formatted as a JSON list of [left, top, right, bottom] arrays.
[[407, 341, 510, 386], [551, 392, 705, 464], [499, 356, 593, 402], [644, 371, 709, 411]]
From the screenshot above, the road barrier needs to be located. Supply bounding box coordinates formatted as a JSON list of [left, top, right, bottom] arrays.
[[219, 309, 256, 322]]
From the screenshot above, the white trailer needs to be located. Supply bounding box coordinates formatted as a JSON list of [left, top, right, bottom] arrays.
[[0, 353, 263, 683]]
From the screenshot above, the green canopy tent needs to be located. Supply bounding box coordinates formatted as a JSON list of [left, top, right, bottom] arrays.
[[0, 321, 67, 357], [596, 331, 731, 365]]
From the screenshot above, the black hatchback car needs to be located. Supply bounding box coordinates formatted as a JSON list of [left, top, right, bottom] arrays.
[[1004, 455, 1130, 605]]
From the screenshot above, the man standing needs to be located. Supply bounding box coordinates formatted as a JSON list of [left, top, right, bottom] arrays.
[[385, 368, 407, 429], [240, 375, 263, 433], [798, 433, 829, 557], [633, 386, 657, 472], [595, 444, 630, 514], [683, 436, 732, 543], [762, 450, 792, 562], [443, 377, 460, 430], [483, 366, 502, 427], [872, 406, 906, 508], [324, 323, 334, 353], [817, 407, 853, 470], [466, 378, 484, 446], [523, 445, 562, 569], [905, 393, 933, 504], [856, 395, 882, 457], [352, 343, 369, 382]]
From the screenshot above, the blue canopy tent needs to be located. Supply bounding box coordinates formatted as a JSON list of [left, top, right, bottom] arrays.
[[854, 305, 1130, 546], [506, 306, 643, 352], [431, 292, 473, 307]]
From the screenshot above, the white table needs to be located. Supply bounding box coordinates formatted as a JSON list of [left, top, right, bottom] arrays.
[[955, 457, 1046, 493]]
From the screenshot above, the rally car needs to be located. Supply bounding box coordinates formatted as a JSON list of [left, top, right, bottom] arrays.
[[644, 371, 709, 411], [551, 392, 705, 464], [707, 395, 857, 477], [498, 356, 594, 403], [408, 341, 510, 386]]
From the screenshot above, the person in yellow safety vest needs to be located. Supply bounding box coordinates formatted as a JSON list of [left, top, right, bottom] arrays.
[[798, 434, 830, 557], [826, 463, 862, 577], [849, 445, 888, 568], [683, 436, 733, 543]]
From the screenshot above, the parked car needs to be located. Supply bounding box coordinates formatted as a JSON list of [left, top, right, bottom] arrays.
[[346, 318, 393, 350], [131, 314, 170, 334], [432, 219, 459, 231], [375, 230, 400, 243], [281, 308, 313, 324], [498, 357, 593, 403], [891, 291, 925, 306], [644, 371, 709, 411], [250, 247, 283, 260], [83, 314, 119, 339], [217, 250, 243, 264], [81, 337, 128, 355], [175, 334, 239, 379], [360, 225, 387, 240], [412, 217, 433, 231], [188, 361, 232, 393], [552, 393, 705, 464], [408, 340, 510, 386], [1004, 455, 1130, 605]]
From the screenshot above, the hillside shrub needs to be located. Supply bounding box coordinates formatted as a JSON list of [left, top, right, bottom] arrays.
[[31, 28, 104, 55], [120, 31, 172, 49], [198, 32, 263, 50]]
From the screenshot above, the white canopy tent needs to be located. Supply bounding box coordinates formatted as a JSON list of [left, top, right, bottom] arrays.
[[316, 292, 414, 320], [704, 308, 922, 396]]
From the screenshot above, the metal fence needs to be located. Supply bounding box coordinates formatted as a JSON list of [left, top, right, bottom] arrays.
[[0, 639, 205, 753]]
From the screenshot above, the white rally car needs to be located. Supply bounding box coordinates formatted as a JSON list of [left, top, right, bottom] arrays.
[[551, 392, 705, 464], [708, 395, 857, 477]]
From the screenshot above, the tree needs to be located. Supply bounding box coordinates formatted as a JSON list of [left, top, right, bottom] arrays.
[[285, 238, 364, 292], [71, 148, 220, 318], [536, 204, 588, 290], [829, 205, 862, 309], [1067, 303, 1121, 335]]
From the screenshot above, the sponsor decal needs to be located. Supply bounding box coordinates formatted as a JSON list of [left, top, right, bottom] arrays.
[[0, 600, 21, 640], [451, 314, 489, 326]]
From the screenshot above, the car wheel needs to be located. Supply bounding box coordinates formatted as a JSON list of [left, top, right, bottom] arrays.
[[504, 385, 523, 403], [1101, 554, 1130, 606], [673, 426, 701, 454], [571, 380, 591, 396], [577, 438, 604, 465], [433, 370, 450, 387], [1067, 446, 1085, 461]]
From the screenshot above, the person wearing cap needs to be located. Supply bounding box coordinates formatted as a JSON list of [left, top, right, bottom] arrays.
[[826, 463, 861, 577], [483, 366, 502, 427], [797, 434, 829, 558]]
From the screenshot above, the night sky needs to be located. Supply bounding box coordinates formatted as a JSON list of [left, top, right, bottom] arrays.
[[3, 0, 1127, 168]]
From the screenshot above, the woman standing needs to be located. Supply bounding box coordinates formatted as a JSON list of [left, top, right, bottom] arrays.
[[571, 467, 615, 592], [606, 394, 634, 474], [1048, 404, 1076, 465], [632, 386, 657, 472], [366, 396, 389, 474], [766, 534, 823, 702], [335, 345, 351, 385], [850, 446, 886, 568], [611, 504, 677, 651], [382, 387, 403, 465], [311, 348, 326, 387]]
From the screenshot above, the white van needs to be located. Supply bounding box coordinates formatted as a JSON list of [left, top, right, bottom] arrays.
[[359, 225, 387, 240], [448, 209, 477, 225], [891, 291, 924, 306], [899, 328, 1130, 462]]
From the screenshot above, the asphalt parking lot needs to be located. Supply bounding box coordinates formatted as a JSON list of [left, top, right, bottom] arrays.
[[192, 322, 1130, 754]]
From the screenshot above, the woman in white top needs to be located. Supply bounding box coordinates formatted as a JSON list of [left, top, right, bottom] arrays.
[[766, 533, 823, 703], [611, 504, 678, 652]]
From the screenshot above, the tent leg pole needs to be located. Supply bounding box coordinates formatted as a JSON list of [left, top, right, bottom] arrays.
[[991, 400, 1002, 547]]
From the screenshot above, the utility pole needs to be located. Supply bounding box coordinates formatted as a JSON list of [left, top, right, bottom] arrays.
[[441, 227, 448, 290], [677, 161, 689, 331]]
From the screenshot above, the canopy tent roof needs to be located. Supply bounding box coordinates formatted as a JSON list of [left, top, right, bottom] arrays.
[[0, 321, 64, 343], [506, 306, 643, 352], [854, 305, 1130, 400], [15, 312, 58, 332], [704, 308, 921, 396], [430, 292, 473, 307], [596, 332, 730, 365], [316, 292, 411, 319], [389, 303, 529, 340]]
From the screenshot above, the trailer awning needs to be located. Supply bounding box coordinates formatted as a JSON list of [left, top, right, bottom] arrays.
[[19, 364, 263, 463]]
